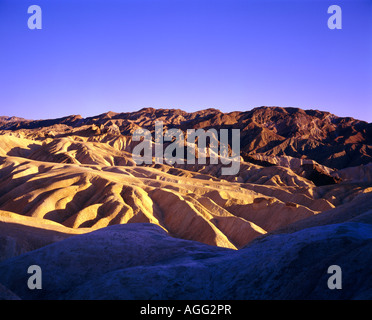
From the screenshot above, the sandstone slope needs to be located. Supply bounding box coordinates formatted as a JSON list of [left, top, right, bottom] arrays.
[[1, 203, 371, 300], [0, 107, 371, 253], [0, 106, 371, 300]]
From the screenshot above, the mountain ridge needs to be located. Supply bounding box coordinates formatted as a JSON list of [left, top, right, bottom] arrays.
[[1, 106, 371, 170], [0, 106, 371, 252]]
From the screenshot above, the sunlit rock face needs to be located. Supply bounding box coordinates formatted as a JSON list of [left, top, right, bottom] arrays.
[[0, 106, 371, 299]]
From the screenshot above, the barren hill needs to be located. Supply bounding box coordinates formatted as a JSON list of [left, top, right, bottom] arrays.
[[0, 107, 371, 252], [0, 106, 371, 299], [2, 106, 371, 169]]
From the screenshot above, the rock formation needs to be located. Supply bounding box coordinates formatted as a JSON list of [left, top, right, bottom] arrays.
[[0, 106, 371, 299]]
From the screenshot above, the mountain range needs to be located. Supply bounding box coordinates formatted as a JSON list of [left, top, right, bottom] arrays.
[[0, 106, 371, 299]]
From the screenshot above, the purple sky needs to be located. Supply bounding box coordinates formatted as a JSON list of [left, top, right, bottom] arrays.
[[0, 0, 371, 122]]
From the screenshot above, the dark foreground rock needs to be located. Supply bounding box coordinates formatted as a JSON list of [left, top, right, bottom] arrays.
[[0, 283, 20, 300], [0, 219, 371, 300]]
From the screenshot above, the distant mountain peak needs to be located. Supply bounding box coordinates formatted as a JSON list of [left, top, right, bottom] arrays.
[[1, 106, 371, 169], [0, 116, 28, 122]]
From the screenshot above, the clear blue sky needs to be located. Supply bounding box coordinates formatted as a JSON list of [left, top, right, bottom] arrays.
[[0, 0, 371, 122]]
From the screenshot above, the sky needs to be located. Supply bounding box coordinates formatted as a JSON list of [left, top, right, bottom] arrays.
[[0, 0, 371, 122]]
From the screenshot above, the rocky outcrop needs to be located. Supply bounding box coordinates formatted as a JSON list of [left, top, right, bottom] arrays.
[[0, 105, 371, 250], [0, 214, 371, 299], [0, 107, 371, 300], [1, 107, 371, 170]]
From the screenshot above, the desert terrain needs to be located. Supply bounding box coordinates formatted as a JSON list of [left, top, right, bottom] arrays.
[[0, 106, 371, 299]]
